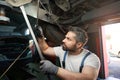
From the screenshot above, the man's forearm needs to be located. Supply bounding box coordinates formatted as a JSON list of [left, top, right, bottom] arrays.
[[38, 38, 49, 53], [37, 37, 56, 57], [56, 67, 95, 80], [57, 68, 76, 80]]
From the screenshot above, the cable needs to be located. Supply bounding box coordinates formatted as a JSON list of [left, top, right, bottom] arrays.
[[0, 44, 29, 79]]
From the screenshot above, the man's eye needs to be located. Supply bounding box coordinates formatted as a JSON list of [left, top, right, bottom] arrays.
[[67, 38, 71, 41]]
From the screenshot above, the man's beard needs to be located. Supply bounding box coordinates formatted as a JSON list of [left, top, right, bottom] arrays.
[[62, 44, 76, 51], [62, 44, 68, 51]]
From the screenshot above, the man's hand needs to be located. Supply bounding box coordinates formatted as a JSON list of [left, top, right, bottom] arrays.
[[40, 60, 58, 75], [33, 26, 43, 38]]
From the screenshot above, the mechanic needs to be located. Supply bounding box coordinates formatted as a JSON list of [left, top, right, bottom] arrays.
[[35, 26, 101, 80]]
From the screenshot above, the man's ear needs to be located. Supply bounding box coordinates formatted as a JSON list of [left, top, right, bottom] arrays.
[[77, 42, 83, 48]]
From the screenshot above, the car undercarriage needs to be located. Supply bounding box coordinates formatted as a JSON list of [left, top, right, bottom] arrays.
[[0, 0, 120, 80]]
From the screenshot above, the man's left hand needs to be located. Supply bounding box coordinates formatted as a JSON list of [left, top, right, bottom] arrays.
[[40, 60, 58, 75]]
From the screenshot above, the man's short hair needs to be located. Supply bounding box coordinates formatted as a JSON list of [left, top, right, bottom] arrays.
[[68, 26, 88, 44]]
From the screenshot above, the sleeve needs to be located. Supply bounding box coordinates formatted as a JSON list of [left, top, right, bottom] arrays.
[[53, 46, 65, 57], [85, 53, 101, 70]]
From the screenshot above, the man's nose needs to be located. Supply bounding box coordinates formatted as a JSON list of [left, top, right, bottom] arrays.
[[62, 38, 66, 43]]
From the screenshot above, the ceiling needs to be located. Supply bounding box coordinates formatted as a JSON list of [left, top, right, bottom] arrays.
[[0, 0, 120, 29], [1, 0, 120, 46]]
